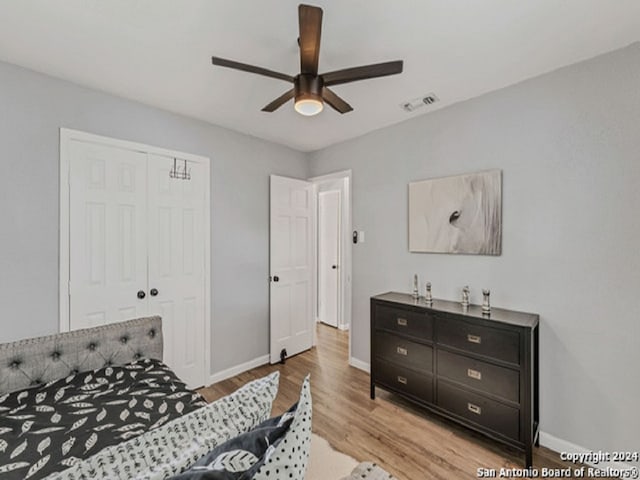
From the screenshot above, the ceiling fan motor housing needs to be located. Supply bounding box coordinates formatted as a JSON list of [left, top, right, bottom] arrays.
[[295, 74, 323, 104]]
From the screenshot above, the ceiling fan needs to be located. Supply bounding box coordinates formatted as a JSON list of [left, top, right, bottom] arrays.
[[211, 4, 404, 116]]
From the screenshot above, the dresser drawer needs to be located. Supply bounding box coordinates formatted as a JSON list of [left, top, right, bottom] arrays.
[[374, 304, 433, 341], [437, 318, 520, 364], [374, 331, 433, 374], [437, 381, 519, 441], [437, 350, 519, 403], [373, 359, 434, 403]]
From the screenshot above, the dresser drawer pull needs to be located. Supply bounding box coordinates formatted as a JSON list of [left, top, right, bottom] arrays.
[[467, 403, 482, 415], [467, 368, 482, 380], [467, 334, 482, 344], [396, 346, 408, 356], [397, 317, 408, 327], [397, 376, 408, 385]]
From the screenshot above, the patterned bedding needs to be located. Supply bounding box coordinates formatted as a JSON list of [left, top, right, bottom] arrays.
[[0, 358, 206, 479], [44, 372, 280, 480]]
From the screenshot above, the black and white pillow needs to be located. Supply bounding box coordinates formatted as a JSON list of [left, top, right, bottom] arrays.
[[252, 374, 312, 480], [169, 404, 297, 479], [172, 375, 312, 480]]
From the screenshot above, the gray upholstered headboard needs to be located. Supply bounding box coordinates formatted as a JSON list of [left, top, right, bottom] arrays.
[[0, 316, 163, 395]]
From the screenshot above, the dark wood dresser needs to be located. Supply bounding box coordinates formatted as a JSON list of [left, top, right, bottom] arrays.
[[370, 292, 539, 467]]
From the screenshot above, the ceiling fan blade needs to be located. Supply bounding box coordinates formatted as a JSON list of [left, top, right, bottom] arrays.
[[261, 88, 296, 112], [322, 87, 353, 114], [212, 56, 294, 83], [322, 60, 403, 86], [298, 4, 323, 75]]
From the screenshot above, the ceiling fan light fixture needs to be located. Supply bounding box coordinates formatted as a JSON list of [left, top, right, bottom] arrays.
[[294, 96, 324, 116]]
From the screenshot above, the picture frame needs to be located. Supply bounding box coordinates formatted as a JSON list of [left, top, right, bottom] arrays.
[[408, 169, 502, 255]]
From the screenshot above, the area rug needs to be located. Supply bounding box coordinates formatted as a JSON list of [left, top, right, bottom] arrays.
[[306, 433, 359, 480]]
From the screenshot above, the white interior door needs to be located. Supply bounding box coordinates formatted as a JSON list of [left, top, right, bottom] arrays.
[[318, 190, 341, 328], [147, 154, 206, 388], [69, 141, 149, 327], [270, 175, 314, 364]]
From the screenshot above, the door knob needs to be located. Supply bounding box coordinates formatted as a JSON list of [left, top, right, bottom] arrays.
[[332, 265, 338, 269], [273, 276, 280, 282], [137, 290, 146, 299], [150, 288, 159, 297]]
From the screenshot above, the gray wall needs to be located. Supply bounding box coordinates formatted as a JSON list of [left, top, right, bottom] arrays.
[[309, 43, 640, 455], [0, 61, 309, 374]]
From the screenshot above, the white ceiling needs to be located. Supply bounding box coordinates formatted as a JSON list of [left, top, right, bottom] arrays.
[[1, 1, 639, 152]]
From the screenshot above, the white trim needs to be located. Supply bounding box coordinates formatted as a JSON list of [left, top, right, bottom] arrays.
[[60, 128, 210, 162], [59, 131, 71, 333], [58, 127, 212, 383], [349, 357, 370, 373], [309, 170, 353, 360], [539, 431, 635, 472], [308, 169, 353, 183], [208, 355, 270, 385], [202, 157, 212, 381], [311, 183, 318, 347]]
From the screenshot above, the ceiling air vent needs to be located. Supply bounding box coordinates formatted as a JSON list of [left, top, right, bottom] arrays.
[[401, 93, 439, 112]]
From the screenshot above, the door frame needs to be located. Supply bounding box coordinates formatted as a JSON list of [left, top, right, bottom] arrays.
[[309, 170, 352, 356], [59, 128, 211, 381]]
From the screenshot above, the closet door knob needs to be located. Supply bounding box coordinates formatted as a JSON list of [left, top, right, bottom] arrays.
[[150, 288, 159, 297], [137, 290, 146, 299]]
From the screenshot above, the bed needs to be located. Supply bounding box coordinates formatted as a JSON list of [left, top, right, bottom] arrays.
[[0, 318, 286, 479], [0, 318, 391, 480]]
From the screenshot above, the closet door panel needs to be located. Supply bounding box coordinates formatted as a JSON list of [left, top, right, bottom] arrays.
[[69, 141, 149, 329], [147, 154, 206, 388]]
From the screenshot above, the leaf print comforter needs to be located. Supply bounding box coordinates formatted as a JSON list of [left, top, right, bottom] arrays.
[[0, 358, 207, 479]]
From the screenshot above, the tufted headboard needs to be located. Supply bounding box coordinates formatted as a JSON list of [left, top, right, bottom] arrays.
[[0, 316, 163, 395]]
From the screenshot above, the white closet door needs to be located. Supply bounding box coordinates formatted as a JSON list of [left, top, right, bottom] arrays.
[[269, 175, 314, 364], [69, 141, 149, 327], [147, 154, 206, 388]]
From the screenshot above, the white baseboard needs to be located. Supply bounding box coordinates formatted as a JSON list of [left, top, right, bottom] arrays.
[[208, 354, 270, 385], [349, 357, 370, 373], [539, 431, 635, 472], [338, 323, 350, 331]]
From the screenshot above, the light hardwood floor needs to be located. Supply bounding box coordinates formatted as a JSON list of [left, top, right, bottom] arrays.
[[199, 324, 578, 479]]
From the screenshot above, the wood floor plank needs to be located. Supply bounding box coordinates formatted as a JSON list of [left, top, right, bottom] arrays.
[[198, 324, 589, 479]]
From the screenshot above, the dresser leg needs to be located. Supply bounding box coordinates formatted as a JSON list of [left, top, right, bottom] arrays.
[[370, 383, 375, 400], [525, 445, 533, 468]]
